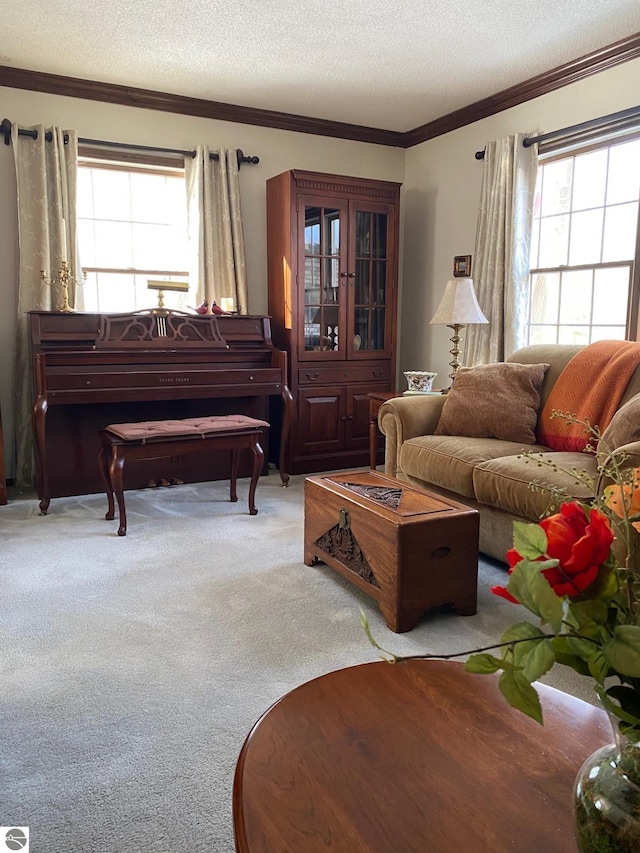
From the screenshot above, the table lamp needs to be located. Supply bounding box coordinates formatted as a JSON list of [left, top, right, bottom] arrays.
[[429, 278, 488, 390]]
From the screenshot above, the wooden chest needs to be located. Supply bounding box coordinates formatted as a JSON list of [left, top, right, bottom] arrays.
[[304, 471, 479, 632]]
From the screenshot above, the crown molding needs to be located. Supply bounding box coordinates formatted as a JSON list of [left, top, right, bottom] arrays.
[[1, 31, 639, 150], [404, 31, 640, 147], [0, 65, 405, 148]]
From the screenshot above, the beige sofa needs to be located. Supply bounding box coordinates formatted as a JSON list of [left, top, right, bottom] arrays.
[[379, 344, 640, 563]]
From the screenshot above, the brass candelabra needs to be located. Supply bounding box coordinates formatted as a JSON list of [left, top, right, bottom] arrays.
[[40, 261, 87, 313]]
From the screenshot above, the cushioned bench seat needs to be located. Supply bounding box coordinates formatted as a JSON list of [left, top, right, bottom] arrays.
[[98, 415, 269, 536]]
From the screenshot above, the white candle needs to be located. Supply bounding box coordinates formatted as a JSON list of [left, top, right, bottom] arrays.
[[60, 219, 67, 263], [220, 297, 235, 313]]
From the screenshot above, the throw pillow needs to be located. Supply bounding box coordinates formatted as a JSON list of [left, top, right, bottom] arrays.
[[597, 393, 640, 460], [434, 362, 550, 444]]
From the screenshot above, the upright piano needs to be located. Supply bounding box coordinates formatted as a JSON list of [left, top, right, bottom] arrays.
[[30, 310, 293, 512]]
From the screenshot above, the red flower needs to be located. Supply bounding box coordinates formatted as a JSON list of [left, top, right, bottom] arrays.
[[491, 502, 613, 602], [491, 556, 519, 603], [491, 585, 519, 603]]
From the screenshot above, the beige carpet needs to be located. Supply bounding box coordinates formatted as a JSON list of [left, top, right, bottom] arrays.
[[0, 472, 597, 852]]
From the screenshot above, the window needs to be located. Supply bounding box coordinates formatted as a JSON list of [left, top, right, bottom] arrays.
[[527, 136, 640, 345], [77, 156, 191, 313]]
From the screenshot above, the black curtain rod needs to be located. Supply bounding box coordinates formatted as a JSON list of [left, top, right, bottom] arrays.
[[474, 104, 640, 160], [0, 118, 259, 167]]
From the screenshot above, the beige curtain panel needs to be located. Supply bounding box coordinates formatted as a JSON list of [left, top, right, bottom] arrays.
[[465, 132, 538, 366], [12, 122, 79, 486], [185, 146, 248, 314]]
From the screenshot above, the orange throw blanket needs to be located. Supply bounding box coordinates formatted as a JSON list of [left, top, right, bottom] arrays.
[[538, 340, 640, 452]]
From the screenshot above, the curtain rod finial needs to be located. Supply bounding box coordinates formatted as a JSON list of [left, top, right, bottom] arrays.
[[1, 118, 11, 145], [236, 148, 259, 168]]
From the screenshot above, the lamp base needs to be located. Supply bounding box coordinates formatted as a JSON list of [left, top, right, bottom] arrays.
[[446, 323, 465, 386]]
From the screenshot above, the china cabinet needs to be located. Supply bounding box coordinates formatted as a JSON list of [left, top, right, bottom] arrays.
[[267, 170, 401, 474]]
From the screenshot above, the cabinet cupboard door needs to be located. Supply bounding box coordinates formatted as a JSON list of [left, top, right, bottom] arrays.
[[297, 195, 397, 364], [348, 200, 396, 360], [297, 387, 344, 453], [298, 196, 348, 361], [345, 383, 388, 449]]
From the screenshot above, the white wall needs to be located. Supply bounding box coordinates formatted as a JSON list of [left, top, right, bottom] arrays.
[[402, 57, 640, 386], [2, 58, 640, 477], [0, 87, 405, 476]]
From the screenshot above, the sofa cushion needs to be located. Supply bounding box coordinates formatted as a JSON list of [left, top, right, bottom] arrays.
[[400, 435, 550, 499], [434, 362, 549, 444], [473, 451, 597, 521], [597, 392, 640, 460]]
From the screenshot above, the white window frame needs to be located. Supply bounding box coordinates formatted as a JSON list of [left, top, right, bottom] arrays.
[[526, 132, 640, 346], [77, 149, 191, 313]]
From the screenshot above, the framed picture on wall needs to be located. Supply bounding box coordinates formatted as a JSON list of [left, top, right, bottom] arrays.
[[453, 255, 472, 277]]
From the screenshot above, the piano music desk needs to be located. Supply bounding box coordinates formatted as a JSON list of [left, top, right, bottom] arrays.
[[99, 415, 269, 536]]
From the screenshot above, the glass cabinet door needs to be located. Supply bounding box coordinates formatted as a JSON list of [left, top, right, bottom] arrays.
[[300, 198, 347, 358], [349, 202, 394, 357]]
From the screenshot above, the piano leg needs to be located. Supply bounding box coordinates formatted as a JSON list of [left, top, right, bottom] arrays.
[[32, 395, 50, 514]]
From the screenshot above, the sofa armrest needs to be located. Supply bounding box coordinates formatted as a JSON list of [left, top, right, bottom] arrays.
[[378, 395, 446, 477], [595, 441, 640, 572], [596, 441, 640, 492], [614, 441, 640, 469]]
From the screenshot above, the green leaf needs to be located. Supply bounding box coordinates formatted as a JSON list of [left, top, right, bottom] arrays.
[[596, 685, 640, 729], [507, 560, 563, 632], [499, 670, 543, 724], [512, 521, 548, 560], [498, 623, 554, 680], [593, 564, 621, 602], [557, 635, 599, 659], [464, 653, 504, 674], [565, 616, 604, 640], [520, 639, 556, 682], [553, 651, 592, 676], [603, 625, 640, 677], [501, 622, 546, 645], [568, 599, 610, 628], [606, 685, 640, 723], [587, 650, 611, 683], [552, 635, 595, 675]]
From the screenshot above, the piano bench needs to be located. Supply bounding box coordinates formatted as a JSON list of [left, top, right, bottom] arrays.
[[98, 415, 269, 536]]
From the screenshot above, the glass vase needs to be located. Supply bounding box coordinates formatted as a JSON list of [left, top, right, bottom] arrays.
[[573, 714, 640, 853]]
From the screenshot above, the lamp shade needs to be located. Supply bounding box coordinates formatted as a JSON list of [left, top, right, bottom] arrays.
[[429, 278, 488, 325]]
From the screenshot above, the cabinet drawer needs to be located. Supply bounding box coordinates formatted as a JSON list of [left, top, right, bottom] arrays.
[[298, 364, 391, 386]]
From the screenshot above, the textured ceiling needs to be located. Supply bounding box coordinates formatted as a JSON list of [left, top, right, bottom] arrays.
[[2, 0, 640, 132]]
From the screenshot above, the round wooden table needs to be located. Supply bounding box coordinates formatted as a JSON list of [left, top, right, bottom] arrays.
[[233, 660, 610, 852]]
